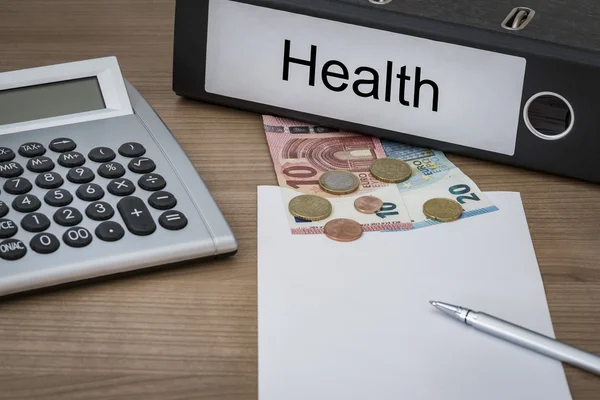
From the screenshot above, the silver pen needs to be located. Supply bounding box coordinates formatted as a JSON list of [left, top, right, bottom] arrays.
[[430, 301, 600, 376]]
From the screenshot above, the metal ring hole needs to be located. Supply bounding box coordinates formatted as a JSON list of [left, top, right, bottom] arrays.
[[524, 92, 574, 141]]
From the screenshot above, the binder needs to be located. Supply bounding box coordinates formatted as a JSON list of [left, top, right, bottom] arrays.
[[173, 0, 600, 183]]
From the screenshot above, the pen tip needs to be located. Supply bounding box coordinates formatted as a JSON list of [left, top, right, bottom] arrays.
[[429, 300, 437, 306]]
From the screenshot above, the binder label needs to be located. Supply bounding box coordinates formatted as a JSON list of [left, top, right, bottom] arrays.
[[205, 0, 527, 156]]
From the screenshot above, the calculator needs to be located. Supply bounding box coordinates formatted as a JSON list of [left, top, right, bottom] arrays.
[[0, 57, 237, 297]]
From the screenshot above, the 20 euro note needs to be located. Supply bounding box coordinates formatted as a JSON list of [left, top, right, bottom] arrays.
[[263, 115, 498, 234]]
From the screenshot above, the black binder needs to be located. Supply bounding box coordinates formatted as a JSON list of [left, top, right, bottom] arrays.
[[173, 0, 600, 183]]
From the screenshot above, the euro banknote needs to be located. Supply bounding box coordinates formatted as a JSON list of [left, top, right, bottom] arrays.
[[263, 115, 498, 234]]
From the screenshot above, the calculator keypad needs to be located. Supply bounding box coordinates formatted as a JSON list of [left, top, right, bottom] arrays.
[[0, 140, 188, 261], [67, 167, 95, 184], [86, 202, 115, 221], [49, 138, 76, 153], [148, 191, 177, 210], [21, 212, 51, 233], [19, 143, 46, 158], [0, 219, 18, 239], [4, 177, 32, 195], [30, 233, 60, 254], [63, 227, 93, 248], [107, 179, 136, 196], [54, 207, 83, 226], [0, 201, 9, 218], [118, 142, 146, 158], [58, 152, 86, 168], [0, 239, 27, 260], [13, 194, 41, 213], [95, 221, 125, 242], [44, 189, 73, 207], [27, 156, 55, 173], [0, 161, 24, 178], [98, 162, 125, 179], [138, 174, 166, 191], [117, 196, 156, 236], [0, 147, 15, 163], [36, 172, 64, 189], [128, 157, 156, 174], [88, 147, 115, 163], [158, 210, 188, 231]]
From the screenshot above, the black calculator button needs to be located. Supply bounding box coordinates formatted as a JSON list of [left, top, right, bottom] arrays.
[[159, 210, 188, 231], [0, 201, 8, 218], [12, 194, 41, 213], [86, 201, 114, 221], [67, 167, 95, 184], [0, 239, 27, 260], [21, 213, 51, 233], [0, 147, 15, 162], [27, 156, 55, 173], [138, 174, 166, 191], [0, 161, 24, 178], [57, 151, 85, 168], [148, 191, 177, 210], [4, 177, 32, 195], [128, 157, 156, 174], [117, 196, 156, 236], [107, 178, 136, 196], [30, 233, 60, 254], [118, 142, 146, 158], [98, 162, 125, 179], [63, 227, 93, 248], [19, 142, 46, 158], [0, 219, 18, 239], [53, 207, 83, 227], [88, 147, 116, 162], [44, 189, 73, 207], [76, 183, 105, 201], [36, 172, 64, 189], [95, 221, 125, 242], [49, 138, 76, 153]]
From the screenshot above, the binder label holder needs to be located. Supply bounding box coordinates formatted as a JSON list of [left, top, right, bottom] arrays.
[[204, 0, 526, 156]]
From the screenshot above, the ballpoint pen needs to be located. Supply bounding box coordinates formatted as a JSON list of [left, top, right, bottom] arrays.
[[430, 300, 600, 376]]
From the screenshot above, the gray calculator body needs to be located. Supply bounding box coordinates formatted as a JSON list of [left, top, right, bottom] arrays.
[[0, 57, 237, 297]]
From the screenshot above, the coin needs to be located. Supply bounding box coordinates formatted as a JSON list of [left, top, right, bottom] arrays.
[[288, 194, 332, 221], [354, 195, 383, 214], [318, 171, 360, 195], [323, 218, 363, 242], [369, 158, 412, 183], [422, 198, 463, 222]]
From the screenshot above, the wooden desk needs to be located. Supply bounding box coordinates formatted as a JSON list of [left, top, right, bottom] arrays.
[[0, 1, 599, 398]]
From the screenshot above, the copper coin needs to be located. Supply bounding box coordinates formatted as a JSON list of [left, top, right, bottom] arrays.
[[354, 195, 384, 214], [323, 218, 363, 242]]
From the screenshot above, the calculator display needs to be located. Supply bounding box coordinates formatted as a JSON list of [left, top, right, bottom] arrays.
[[0, 77, 105, 125]]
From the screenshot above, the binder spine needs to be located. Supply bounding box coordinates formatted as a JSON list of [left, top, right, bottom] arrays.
[[173, 0, 600, 183]]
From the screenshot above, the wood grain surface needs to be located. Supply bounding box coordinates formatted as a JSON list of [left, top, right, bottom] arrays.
[[1, 1, 599, 399]]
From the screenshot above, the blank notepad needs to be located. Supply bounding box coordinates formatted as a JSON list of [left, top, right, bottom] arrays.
[[257, 186, 571, 400]]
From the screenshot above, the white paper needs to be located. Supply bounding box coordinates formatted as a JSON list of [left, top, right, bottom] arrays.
[[257, 186, 571, 400]]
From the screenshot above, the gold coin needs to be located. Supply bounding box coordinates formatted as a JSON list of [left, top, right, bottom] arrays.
[[288, 194, 332, 221], [318, 171, 360, 195], [422, 198, 463, 222], [369, 158, 412, 183]]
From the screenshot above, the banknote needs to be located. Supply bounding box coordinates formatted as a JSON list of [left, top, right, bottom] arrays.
[[263, 115, 498, 234]]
